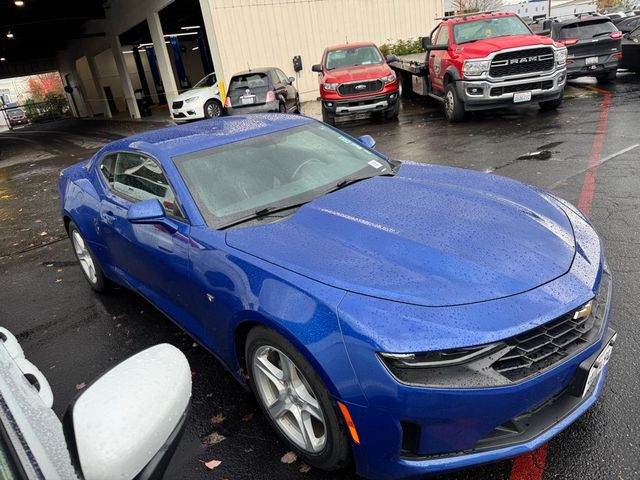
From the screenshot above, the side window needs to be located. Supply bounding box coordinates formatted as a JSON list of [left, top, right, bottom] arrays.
[[277, 69, 290, 84], [102, 152, 181, 217], [436, 26, 450, 46]]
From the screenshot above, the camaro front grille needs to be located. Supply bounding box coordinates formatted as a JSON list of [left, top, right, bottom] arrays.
[[338, 80, 383, 96], [490, 272, 610, 382], [490, 47, 555, 78]]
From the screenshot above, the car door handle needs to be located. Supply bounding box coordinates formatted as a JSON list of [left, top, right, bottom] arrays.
[[102, 210, 116, 225]]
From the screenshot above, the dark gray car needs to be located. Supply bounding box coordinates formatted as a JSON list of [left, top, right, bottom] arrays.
[[225, 68, 301, 116], [547, 16, 622, 82]]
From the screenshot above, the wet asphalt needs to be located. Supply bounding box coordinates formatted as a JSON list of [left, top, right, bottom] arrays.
[[1, 74, 639, 480]]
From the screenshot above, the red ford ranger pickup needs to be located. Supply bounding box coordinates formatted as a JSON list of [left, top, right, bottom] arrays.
[[390, 13, 568, 122], [312, 42, 400, 125]]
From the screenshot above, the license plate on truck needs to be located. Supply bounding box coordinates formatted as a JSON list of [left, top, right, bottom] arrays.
[[586, 56, 599, 65], [513, 91, 532, 103]]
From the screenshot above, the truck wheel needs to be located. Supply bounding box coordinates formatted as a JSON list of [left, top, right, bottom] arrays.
[[384, 101, 400, 120], [539, 97, 563, 111], [596, 70, 617, 83], [322, 108, 336, 126], [398, 71, 414, 98], [443, 84, 465, 123]]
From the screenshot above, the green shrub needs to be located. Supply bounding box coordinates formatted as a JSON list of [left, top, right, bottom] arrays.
[[380, 38, 424, 57]]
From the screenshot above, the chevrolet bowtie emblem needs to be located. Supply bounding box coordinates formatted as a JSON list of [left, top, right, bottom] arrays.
[[573, 301, 593, 320]]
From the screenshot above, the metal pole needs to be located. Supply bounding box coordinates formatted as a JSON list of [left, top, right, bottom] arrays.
[[548, 0, 551, 18]]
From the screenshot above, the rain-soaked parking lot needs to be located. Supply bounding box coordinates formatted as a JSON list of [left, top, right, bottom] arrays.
[[1, 74, 640, 480]]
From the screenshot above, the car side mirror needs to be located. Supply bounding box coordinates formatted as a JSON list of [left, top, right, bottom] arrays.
[[385, 54, 400, 63], [311, 64, 323, 73], [288, 76, 295, 84], [421, 36, 432, 50], [357, 135, 376, 149], [64, 344, 191, 480], [127, 199, 178, 233]]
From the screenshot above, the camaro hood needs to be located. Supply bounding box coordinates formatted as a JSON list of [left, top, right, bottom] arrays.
[[226, 164, 576, 306]]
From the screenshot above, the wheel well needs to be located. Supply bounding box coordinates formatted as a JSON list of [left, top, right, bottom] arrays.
[[63, 215, 71, 235], [235, 321, 261, 375], [206, 98, 221, 106], [443, 73, 453, 86]]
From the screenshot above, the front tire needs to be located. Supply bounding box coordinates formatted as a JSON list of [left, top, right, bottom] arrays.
[[68, 221, 107, 292], [204, 99, 222, 118], [443, 83, 465, 123], [539, 97, 563, 111], [322, 108, 336, 126], [384, 100, 400, 120], [246, 326, 350, 471]]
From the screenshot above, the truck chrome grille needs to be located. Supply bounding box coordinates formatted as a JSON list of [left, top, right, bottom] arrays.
[[490, 80, 554, 96], [338, 80, 383, 96], [491, 271, 610, 382], [490, 47, 555, 78]]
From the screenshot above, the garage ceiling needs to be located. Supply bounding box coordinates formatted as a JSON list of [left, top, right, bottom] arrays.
[[0, 0, 106, 63]]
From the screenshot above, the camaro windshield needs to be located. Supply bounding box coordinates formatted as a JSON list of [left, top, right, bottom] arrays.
[[173, 123, 392, 228], [453, 17, 531, 44]]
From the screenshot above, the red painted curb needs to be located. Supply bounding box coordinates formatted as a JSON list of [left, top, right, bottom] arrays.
[[509, 444, 548, 480]]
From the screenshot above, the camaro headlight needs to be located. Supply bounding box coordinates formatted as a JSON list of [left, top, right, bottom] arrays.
[[555, 47, 568, 66], [184, 96, 199, 103], [323, 83, 339, 91], [462, 59, 491, 77], [381, 73, 396, 84]]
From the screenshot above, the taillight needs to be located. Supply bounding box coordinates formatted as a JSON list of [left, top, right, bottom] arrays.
[[610, 31, 623, 39], [559, 38, 578, 46], [615, 53, 623, 59], [266, 91, 276, 102], [224, 96, 231, 108]]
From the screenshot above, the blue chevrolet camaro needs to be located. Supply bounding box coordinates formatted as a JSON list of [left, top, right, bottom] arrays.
[[59, 114, 615, 479]]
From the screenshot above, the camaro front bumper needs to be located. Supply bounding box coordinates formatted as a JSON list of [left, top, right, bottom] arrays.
[[456, 69, 566, 111]]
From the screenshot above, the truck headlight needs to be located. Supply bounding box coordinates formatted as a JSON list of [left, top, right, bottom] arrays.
[[462, 59, 490, 77], [381, 73, 396, 84], [185, 96, 199, 103], [323, 83, 339, 91], [555, 47, 568, 66]]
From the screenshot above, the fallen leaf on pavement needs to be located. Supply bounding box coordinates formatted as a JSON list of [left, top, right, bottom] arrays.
[[39, 231, 48, 236], [75, 382, 86, 390], [55, 279, 62, 283], [202, 459, 222, 470], [280, 451, 297, 464], [299, 464, 311, 473], [202, 432, 226, 446], [242, 413, 254, 422], [211, 413, 225, 424]]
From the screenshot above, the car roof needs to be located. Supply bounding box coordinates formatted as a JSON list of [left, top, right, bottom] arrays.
[[101, 114, 315, 160], [230, 67, 276, 77], [443, 12, 519, 25], [554, 15, 612, 25], [326, 41, 377, 51]]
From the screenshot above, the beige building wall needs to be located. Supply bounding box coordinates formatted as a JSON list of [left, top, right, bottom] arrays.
[[204, 0, 442, 101]]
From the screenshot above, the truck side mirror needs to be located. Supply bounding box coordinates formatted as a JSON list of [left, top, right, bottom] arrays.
[[312, 64, 323, 73], [421, 37, 432, 50], [63, 344, 192, 480]]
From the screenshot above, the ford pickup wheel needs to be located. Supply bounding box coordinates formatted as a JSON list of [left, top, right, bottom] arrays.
[[539, 97, 563, 111], [322, 108, 336, 126], [246, 326, 350, 470], [69, 221, 107, 292], [384, 101, 400, 120], [444, 84, 465, 123]]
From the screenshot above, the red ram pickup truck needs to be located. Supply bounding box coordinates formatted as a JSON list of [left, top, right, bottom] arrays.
[[312, 42, 400, 125], [390, 12, 568, 122]]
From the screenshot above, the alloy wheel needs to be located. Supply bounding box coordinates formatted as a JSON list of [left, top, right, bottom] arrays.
[[252, 345, 327, 453], [445, 90, 455, 118], [207, 102, 221, 117], [72, 230, 97, 284]]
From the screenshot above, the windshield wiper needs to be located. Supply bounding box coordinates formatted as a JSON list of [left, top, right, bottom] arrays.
[[219, 202, 309, 229]]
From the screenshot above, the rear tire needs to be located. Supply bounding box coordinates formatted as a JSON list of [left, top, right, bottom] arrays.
[[597, 70, 617, 83], [204, 99, 222, 118], [245, 326, 350, 471], [68, 221, 107, 292], [398, 71, 414, 99], [539, 97, 563, 111], [322, 108, 336, 126], [443, 83, 465, 123], [384, 101, 400, 120], [294, 95, 301, 114], [279, 102, 287, 113]]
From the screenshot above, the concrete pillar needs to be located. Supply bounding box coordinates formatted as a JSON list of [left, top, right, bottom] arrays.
[[147, 11, 179, 106], [109, 34, 141, 119], [199, 0, 227, 102], [57, 54, 90, 118], [87, 56, 112, 118]]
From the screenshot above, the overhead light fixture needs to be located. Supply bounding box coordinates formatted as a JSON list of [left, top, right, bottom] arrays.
[[192, 46, 199, 50], [163, 32, 198, 38], [14, 0, 24, 6], [180, 26, 201, 30], [6, 31, 14, 39], [0, 57, 6, 61]]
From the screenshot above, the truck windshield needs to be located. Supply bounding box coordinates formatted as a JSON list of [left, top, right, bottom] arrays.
[[559, 20, 615, 39], [453, 17, 531, 44], [325, 46, 383, 70]]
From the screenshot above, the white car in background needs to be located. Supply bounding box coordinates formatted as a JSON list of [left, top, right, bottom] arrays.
[[170, 72, 223, 121], [0, 326, 191, 479]]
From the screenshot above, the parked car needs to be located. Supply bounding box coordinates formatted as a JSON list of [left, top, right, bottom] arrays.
[[6, 107, 28, 127], [170, 72, 222, 121], [0, 326, 191, 479], [390, 13, 567, 122], [548, 15, 623, 82], [312, 42, 400, 125], [224, 68, 300, 116], [621, 25, 640, 72], [59, 114, 616, 479], [616, 13, 640, 33]]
